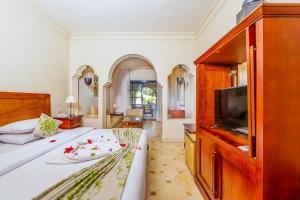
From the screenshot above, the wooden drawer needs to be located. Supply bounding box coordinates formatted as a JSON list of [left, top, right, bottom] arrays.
[[70, 117, 81, 128]]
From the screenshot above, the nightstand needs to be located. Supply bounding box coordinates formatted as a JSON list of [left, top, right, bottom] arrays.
[[54, 115, 83, 129]]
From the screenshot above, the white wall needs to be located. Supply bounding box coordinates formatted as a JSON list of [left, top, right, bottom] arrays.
[[78, 79, 98, 115], [196, 0, 242, 55], [69, 37, 199, 139], [129, 68, 156, 81], [0, 0, 70, 115]]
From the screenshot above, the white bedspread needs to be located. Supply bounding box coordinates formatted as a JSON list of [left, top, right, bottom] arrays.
[[0, 127, 93, 176], [0, 129, 148, 200], [0, 139, 41, 154]]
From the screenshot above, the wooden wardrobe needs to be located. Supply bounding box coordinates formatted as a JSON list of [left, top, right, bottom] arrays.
[[194, 3, 300, 200]]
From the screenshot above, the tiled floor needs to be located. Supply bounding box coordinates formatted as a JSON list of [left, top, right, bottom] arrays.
[[144, 121, 203, 200]]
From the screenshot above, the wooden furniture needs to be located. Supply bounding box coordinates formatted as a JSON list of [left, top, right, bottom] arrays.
[[0, 92, 50, 126], [194, 3, 300, 200], [54, 115, 83, 129], [125, 108, 144, 119], [121, 116, 143, 128], [184, 123, 196, 176], [168, 109, 185, 118]]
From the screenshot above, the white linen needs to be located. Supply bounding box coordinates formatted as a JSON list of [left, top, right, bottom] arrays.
[[0, 139, 41, 154], [0, 133, 41, 144], [0, 129, 148, 200], [0, 127, 93, 176], [122, 131, 147, 200], [0, 118, 38, 134]]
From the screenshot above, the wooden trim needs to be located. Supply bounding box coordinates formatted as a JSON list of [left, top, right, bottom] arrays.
[[246, 24, 257, 157], [195, 177, 211, 200], [212, 152, 222, 199], [0, 92, 50, 126]]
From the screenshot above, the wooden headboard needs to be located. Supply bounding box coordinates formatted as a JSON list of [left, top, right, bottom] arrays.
[[0, 92, 50, 126]]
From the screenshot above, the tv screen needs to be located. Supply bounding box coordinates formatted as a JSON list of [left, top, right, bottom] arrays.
[[215, 86, 248, 134]]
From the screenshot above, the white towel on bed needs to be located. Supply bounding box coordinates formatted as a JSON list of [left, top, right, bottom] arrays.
[[47, 137, 121, 164]]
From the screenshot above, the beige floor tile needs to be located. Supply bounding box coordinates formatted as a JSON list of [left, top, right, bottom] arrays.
[[143, 121, 203, 200]]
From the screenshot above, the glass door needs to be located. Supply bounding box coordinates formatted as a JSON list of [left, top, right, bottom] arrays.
[[130, 81, 157, 120], [130, 81, 143, 109]]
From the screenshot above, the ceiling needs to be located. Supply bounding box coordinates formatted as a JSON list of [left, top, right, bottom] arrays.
[[26, 0, 216, 33]]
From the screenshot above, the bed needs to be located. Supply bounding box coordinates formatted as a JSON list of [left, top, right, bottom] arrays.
[[0, 92, 148, 200]]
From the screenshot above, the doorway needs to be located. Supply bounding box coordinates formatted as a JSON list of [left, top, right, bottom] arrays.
[[130, 80, 157, 120]]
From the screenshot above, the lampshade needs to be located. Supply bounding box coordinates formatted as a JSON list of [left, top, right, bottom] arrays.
[[65, 96, 76, 104]]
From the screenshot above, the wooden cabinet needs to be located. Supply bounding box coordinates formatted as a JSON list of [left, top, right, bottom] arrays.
[[194, 3, 300, 200], [197, 128, 256, 200], [215, 143, 256, 200], [54, 115, 83, 129], [197, 131, 215, 198], [184, 124, 196, 176]]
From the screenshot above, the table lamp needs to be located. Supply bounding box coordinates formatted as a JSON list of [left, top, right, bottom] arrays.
[[113, 103, 117, 114], [65, 96, 76, 117]]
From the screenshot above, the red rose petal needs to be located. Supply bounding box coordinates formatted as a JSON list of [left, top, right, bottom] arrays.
[[64, 146, 74, 154], [87, 139, 93, 144], [50, 139, 57, 143], [120, 143, 126, 148]]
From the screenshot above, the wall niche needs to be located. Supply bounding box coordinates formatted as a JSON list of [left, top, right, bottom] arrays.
[[168, 64, 193, 119], [73, 65, 99, 118]]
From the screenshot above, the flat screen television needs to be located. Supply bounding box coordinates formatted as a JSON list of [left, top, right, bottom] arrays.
[[215, 86, 248, 135]]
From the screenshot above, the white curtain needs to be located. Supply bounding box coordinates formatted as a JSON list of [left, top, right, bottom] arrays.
[[111, 69, 130, 113], [156, 84, 163, 121]]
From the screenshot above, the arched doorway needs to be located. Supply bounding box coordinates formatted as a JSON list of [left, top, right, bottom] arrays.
[[103, 54, 162, 137]]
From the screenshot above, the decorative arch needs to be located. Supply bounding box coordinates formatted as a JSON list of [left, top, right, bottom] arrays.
[[108, 54, 157, 83], [169, 64, 192, 76], [74, 65, 96, 78], [103, 53, 163, 128]]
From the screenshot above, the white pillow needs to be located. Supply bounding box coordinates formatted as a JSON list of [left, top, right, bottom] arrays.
[[0, 134, 41, 145], [0, 119, 39, 134]]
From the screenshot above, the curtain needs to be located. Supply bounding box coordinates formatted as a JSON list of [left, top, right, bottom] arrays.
[[111, 69, 130, 113], [156, 84, 163, 121]]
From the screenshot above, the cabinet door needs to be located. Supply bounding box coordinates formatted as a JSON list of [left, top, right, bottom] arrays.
[[184, 133, 196, 175], [215, 145, 256, 200], [196, 130, 215, 199]]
